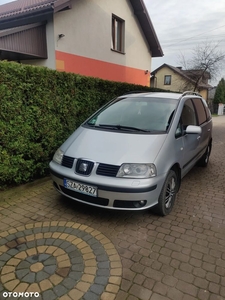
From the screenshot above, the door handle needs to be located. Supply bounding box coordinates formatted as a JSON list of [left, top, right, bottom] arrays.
[[197, 136, 201, 140]]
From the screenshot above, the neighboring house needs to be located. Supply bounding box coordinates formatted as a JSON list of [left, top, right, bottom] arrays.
[[208, 86, 216, 101], [208, 86, 217, 113], [0, 0, 163, 86], [150, 63, 212, 100]]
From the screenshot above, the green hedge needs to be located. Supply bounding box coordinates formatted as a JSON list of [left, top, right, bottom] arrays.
[[0, 61, 166, 189]]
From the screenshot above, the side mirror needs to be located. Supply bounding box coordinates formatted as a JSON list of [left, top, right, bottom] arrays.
[[185, 125, 202, 134]]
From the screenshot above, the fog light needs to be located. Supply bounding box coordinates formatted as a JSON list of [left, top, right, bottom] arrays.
[[133, 200, 147, 208]]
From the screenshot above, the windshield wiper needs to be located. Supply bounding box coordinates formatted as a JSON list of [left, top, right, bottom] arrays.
[[98, 124, 149, 132], [87, 123, 100, 127]]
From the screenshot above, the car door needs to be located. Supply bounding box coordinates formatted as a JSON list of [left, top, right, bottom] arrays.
[[192, 98, 211, 157], [177, 98, 200, 176]]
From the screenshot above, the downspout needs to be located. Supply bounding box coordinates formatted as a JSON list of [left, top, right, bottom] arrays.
[[154, 76, 157, 88], [151, 75, 157, 88]]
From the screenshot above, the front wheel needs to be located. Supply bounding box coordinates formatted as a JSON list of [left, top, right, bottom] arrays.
[[156, 170, 178, 216]]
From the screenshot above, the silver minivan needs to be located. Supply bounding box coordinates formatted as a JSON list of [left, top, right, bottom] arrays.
[[50, 91, 212, 216]]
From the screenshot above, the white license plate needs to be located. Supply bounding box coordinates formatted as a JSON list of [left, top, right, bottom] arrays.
[[63, 179, 97, 197]]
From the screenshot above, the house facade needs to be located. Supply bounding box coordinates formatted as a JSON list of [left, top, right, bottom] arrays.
[[151, 64, 212, 100], [0, 0, 163, 86]]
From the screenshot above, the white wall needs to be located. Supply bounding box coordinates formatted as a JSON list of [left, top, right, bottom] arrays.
[[54, 0, 151, 70]]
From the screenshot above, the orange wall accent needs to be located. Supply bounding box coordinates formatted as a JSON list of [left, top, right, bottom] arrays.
[[56, 51, 150, 86], [56, 59, 65, 71]]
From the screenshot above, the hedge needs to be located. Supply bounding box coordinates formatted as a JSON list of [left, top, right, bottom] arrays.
[[0, 61, 167, 189]]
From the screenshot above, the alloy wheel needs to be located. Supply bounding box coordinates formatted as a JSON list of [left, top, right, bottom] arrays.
[[165, 177, 176, 209]]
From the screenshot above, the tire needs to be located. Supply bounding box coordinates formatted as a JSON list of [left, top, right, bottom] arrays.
[[197, 142, 212, 167], [156, 170, 178, 216]]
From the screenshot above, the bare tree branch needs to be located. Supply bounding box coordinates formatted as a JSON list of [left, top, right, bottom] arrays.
[[177, 42, 225, 91]]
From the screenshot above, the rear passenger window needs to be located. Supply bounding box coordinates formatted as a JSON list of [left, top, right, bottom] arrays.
[[193, 98, 207, 125]]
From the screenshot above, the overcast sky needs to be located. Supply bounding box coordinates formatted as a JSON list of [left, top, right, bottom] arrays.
[[0, 0, 224, 85], [144, 0, 225, 85]]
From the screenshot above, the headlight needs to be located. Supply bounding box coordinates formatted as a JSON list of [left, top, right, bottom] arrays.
[[117, 163, 156, 178], [53, 148, 64, 164]]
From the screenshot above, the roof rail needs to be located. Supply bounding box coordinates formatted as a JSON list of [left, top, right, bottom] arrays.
[[122, 90, 149, 95], [182, 91, 202, 97]]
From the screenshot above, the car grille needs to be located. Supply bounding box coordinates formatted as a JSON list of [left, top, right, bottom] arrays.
[[62, 155, 74, 168], [60, 186, 109, 206], [61, 157, 120, 177], [96, 163, 120, 177], [75, 159, 94, 175]]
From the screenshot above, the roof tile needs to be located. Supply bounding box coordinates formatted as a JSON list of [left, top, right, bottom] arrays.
[[0, 0, 55, 19]]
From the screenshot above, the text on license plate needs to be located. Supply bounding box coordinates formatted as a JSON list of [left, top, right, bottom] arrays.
[[63, 179, 97, 197]]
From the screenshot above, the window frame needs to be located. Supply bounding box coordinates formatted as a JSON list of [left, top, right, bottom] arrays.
[[111, 14, 125, 54], [164, 75, 172, 85]]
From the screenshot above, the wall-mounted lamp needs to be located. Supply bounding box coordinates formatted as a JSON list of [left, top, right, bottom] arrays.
[[145, 70, 149, 75], [58, 34, 65, 40]]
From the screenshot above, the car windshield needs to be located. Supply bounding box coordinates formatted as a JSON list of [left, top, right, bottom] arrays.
[[86, 97, 178, 132]]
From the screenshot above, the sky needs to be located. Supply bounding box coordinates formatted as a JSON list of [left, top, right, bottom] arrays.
[[143, 0, 225, 85], [0, 0, 224, 85]]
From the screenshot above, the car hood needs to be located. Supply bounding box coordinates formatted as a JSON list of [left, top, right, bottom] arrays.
[[62, 126, 167, 165]]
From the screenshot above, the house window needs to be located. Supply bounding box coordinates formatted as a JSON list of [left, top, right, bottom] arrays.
[[111, 15, 125, 53], [164, 75, 171, 85]]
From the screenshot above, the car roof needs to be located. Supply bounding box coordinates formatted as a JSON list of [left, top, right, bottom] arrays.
[[121, 92, 182, 100], [121, 91, 205, 101]]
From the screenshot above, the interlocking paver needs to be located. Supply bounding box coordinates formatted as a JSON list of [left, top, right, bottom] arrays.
[[0, 116, 225, 299]]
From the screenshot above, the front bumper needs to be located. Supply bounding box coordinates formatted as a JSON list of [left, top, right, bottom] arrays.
[[50, 161, 165, 210]]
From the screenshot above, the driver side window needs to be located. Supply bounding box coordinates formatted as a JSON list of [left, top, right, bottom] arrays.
[[175, 99, 197, 138], [181, 99, 197, 129]]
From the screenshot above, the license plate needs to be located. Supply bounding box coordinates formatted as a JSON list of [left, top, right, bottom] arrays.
[[63, 179, 97, 197]]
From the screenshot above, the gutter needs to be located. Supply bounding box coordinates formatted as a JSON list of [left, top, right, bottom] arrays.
[[0, 7, 53, 30]]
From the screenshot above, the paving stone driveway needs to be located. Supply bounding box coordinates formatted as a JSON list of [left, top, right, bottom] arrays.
[[0, 116, 225, 300]]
